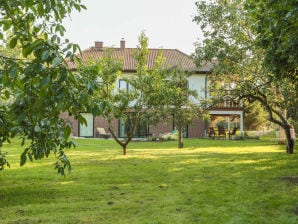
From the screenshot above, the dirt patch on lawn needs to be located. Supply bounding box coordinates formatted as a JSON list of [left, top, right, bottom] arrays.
[[281, 176, 298, 184]]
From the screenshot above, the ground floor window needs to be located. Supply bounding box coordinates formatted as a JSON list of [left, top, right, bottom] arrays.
[[79, 113, 94, 137], [119, 113, 148, 138], [210, 115, 240, 130], [183, 126, 188, 138], [174, 126, 188, 138]]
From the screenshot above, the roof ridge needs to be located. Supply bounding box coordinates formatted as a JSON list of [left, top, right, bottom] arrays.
[[86, 46, 187, 52]]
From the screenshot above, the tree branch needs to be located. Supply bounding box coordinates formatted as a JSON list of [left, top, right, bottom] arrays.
[[0, 54, 25, 62]]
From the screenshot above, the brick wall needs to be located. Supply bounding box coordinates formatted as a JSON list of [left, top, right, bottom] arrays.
[[149, 120, 173, 137], [60, 112, 78, 137], [188, 118, 207, 138], [94, 116, 118, 137], [60, 113, 207, 138]]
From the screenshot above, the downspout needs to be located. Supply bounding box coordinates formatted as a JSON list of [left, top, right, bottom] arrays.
[[205, 74, 209, 136], [205, 74, 208, 99]]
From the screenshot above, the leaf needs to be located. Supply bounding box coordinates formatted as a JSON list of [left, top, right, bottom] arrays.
[[22, 46, 33, 58], [31, 39, 44, 49], [28, 153, 33, 162], [21, 137, 25, 146], [51, 34, 57, 42], [87, 81, 93, 91], [17, 113, 26, 123], [80, 4, 87, 10], [3, 21, 11, 31], [64, 125, 71, 140], [78, 115, 87, 126], [10, 66, 18, 78], [72, 44, 77, 53], [34, 125, 41, 132], [57, 167, 65, 176], [41, 50, 50, 61], [65, 51, 73, 58], [9, 37, 18, 49], [67, 163, 72, 174], [37, 4, 44, 16], [41, 75, 51, 86], [52, 56, 62, 67], [20, 153, 27, 166], [4, 90, 10, 99]]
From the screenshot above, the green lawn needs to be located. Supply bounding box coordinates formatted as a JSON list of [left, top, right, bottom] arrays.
[[0, 138, 297, 224]]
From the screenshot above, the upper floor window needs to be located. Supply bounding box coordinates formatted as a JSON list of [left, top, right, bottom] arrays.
[[119, 79, 128, 90], [119, 79, 133, 91]]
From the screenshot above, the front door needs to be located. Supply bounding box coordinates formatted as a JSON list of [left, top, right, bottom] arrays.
[[79, 113, 94, 137]]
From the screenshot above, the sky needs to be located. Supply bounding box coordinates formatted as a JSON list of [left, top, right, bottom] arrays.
[[63, 0, 203, 55]]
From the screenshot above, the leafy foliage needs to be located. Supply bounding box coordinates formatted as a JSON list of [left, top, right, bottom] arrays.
[[246, 0, 298, 131], [164, 67, 203, 148], [245, 0, 298, 82], [79, 33, 169, 155], [0, 0, 95, 174], [243, 100, 268, 131], [193, 0, 297, 153]]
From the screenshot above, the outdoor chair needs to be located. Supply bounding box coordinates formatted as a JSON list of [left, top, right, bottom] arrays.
[[208, 127, 216, 139], [218, 127, 226, 139], [159, 130, 178, 141], [96, 128, 111, 139], [228, 127, 238, 139]]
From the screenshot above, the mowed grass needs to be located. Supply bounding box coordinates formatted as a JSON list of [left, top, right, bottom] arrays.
[[0, 137, 298, 224]]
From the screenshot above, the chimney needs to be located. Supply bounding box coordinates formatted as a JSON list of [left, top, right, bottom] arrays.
[[120, 38, 125, 50], [95, 41, 103, 48]]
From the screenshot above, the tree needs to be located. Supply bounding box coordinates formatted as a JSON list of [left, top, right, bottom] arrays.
[[0, 1, 95, 174], [164, 67, 202, 148], [245, 0, 298, 83], [243, 100, 268, 131], [193, 0, 297, 153], [246, 0, 298, 133], [79, 32, 168, 155]]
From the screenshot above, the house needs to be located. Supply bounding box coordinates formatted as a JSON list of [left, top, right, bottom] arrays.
[[61, 39, 244, 138]]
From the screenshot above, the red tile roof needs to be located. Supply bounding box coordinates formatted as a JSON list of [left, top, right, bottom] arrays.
[[67, 46, 212, 73]]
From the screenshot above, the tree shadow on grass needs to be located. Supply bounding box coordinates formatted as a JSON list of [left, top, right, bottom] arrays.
[[128, 138, 286, 149], [0, 182, 63, 207]]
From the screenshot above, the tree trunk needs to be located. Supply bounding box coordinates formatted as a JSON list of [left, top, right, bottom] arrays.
[[284, 126, 294, 154], [108, 125, 129, 155], [178, 127, 183, 148], [122, 144, 127, 156]]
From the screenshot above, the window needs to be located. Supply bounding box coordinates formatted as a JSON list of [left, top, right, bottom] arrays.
[[79, 113, 94, 137], [119, 79, 127, 90], [119, 79, 132, 91], [118, 113, 148, 138], [172, 114, 188, 138]]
